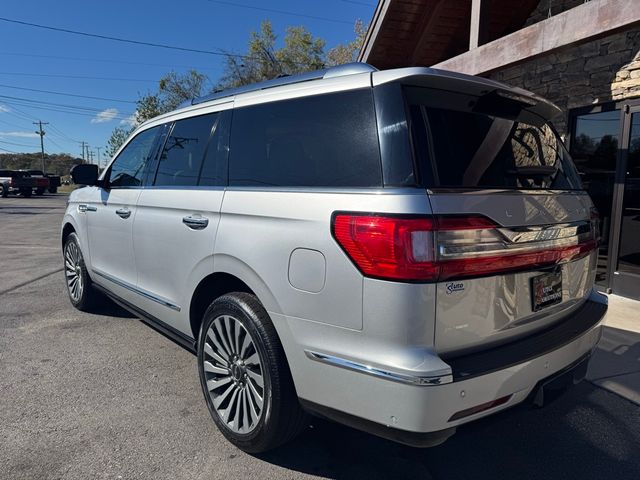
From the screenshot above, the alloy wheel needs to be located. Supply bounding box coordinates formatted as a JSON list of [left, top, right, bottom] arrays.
[[203, 315, 265, 434], [64, 241, 84, 302]]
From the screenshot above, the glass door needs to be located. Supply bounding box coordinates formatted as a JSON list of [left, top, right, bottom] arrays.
[[611, 107, 640, 299], [571, 108, 621, 287]]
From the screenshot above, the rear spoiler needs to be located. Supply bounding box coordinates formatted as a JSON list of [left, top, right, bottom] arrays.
[[372, 67, 561, 123]]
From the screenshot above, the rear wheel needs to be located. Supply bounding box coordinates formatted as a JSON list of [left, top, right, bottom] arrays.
[[63, 232, 99, 311], [197, 292, 306, 453], [36, 188, 45, 195], [0, 184, 7, 197]]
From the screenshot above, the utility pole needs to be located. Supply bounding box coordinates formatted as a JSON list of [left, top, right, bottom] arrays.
[[33, 120, 49, 172], [95, 147, 102, 169], [80, 141, 87, 163]]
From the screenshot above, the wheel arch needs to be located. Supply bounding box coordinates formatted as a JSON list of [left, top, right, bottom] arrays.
[[188, 258, 282, 341]]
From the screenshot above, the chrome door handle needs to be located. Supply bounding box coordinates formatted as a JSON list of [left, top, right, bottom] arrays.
[[182, 216, 209, 230], [78, 204, 97, 213], [115, 208, 131, 219]]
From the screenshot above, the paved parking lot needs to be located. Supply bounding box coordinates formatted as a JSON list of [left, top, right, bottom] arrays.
[[1, 194, 639, 480]]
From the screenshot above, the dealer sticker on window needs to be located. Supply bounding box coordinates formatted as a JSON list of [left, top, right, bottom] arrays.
[[531, 271, 563, 312]]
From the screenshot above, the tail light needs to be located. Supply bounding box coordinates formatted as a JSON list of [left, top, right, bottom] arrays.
[[332, 213, 597, 282]]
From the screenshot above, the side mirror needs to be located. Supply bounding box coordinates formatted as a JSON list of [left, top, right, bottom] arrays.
[[71, 164, 99, 186]]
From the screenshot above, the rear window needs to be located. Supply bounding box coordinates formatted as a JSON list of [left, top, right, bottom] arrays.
[[407, 88, 582, 190], [228, 89, 382, 188]]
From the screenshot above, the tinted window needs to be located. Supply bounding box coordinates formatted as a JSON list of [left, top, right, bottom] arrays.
[[229, 89, 382, 187], [408, 88, 582, 190], [199, 111, 229, 186], [154, 113, 218, 187], [109, 127, 159, 188]]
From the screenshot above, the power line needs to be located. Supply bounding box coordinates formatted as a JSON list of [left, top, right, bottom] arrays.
[[0, 94, 134, 117], [0, 138, 40, 148], [337, 0, 376, 6], [0, 71, 156, 83], [48, 124, 79, 143], [0, 51, 220, 71], [0, 83, 137, 104], [207, 0, 352, 25], [0, 16, 238, 58]]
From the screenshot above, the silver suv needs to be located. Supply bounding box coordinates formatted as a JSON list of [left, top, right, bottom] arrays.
[[63, 63, 607, 452]]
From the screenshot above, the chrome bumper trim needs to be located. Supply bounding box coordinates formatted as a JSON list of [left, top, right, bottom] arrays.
[[304, 350, 453, 386], [92, 268, 181, 312]]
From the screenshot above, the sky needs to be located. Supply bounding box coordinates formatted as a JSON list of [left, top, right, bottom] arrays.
[[0, 0, 376, 165]]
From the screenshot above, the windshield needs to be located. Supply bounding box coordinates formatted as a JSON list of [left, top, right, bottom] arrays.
[[406, 88, 582, 190]]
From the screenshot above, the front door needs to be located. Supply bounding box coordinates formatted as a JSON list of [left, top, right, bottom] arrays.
[[132, 109, 230, 336], [87, 125, 162, 305]]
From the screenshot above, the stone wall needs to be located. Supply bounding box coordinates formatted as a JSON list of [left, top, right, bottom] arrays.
[[488, 28, 640, 136]]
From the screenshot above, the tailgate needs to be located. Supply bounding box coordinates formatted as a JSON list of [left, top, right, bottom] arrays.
[[430, 191, 598, 355]]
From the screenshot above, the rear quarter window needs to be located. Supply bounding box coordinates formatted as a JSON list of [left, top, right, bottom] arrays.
[[228, 89, 382, 188]]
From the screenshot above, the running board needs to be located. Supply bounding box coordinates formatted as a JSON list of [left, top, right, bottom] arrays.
[[93, 283, 197, 354]]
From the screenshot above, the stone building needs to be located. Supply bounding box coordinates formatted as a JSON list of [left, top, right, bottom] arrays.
[[359, 0, 640, 300]]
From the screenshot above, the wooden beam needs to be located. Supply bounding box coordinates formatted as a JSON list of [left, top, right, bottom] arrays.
[[433, 0, 640, 75], [469, 0, 490, 49]]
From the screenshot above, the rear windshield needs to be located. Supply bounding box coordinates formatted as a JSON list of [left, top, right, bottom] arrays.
[[406, 87, 582, 190]]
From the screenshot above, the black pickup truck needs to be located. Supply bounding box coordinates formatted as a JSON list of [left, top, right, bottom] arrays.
[[28, 170, 61, 194], [0, 170, 37, 197]]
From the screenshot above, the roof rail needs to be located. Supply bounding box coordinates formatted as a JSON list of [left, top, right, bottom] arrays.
[[187, 62, 377, 107]]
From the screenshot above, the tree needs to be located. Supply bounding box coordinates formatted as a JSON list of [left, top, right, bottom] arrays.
[[105, 127, 131, 159], [326, 20, 367, 66], [217, 20, 326, 89]]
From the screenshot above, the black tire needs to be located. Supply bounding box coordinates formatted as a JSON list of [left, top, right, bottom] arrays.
[[36, 188, 45, 195], [197, 292, 307, 453], [48, 186, 58, 194], [20, 188, 32, 197], [0, 184, 7, 198], [63, 232, 100, 311]]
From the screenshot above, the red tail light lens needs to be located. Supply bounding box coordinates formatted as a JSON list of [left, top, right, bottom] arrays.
[[332, 215, 439, 281], [332, 213, 597, 283]]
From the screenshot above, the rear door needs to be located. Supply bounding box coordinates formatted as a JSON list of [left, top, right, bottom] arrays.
[[87, 125, 162, 305], [405, 86, 598, 355], [132, 108, 230, 335]]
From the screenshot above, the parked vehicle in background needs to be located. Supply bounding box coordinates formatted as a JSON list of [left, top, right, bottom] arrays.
[[23, 170, 50, 195], [0, 170, 36, 197], [62, 63, 607, 453]]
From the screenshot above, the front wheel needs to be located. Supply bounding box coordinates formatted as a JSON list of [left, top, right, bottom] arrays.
[[20, 188, 31, 197], [63, 233, 100, 311], [0, 184, 7, 197], [36, 188, 45, 195], [48, 186, 58, 194], [197, 292, 306, 453]]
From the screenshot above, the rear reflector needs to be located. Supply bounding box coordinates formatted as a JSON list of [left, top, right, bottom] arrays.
[[448, 395, 512, 421], [332, 213, 597, 282]]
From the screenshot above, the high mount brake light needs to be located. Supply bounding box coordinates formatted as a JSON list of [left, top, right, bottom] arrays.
[[332, 213, 597, 283]]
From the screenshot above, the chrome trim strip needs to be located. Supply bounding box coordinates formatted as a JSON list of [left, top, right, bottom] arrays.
[[92, 269, 181, 312], [304, 350, 452, 386]]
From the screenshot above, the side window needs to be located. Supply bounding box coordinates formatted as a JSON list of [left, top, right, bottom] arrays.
[[153, 113, 218, 187], [109, 127, 160, 188], [228, 89, 382, 187], [199, 110, 230, 186]]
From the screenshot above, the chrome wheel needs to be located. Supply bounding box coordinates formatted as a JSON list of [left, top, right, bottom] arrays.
[[64, 241, 84, 302], [203, 315, 264, 434]]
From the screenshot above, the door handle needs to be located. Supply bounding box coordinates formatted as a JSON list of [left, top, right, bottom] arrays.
[[115, 208, 131, 219], [78, 204, 97, 213], [182, 215, 209, 230]]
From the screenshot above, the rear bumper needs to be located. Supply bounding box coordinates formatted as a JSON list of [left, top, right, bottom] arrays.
[[286, 290, 606, 446]]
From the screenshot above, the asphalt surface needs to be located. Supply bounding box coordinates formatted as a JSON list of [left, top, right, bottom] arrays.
[[1, 194, 639, 480]]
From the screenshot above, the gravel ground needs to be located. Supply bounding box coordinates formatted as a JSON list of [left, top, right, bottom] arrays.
[[1, 194, 639, 480]]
